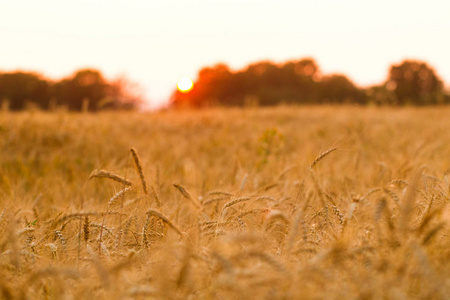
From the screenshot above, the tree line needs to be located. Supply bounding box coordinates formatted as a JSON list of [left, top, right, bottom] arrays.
[[171, 59, 449, 107], [0, 69, 141, 111], [1, 59, 448, 111]]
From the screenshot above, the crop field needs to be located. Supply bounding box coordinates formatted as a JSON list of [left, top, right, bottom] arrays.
[[0, 106, 449, 299]]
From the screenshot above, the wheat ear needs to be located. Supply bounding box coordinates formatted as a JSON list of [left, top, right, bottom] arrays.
[[310, 147, 337, 169], [173, 184, 201, 209], [146, 209, 183, 236], [223, 197, 252, 210], [130, 148, 149, 194], [89, 169, 132, 186]]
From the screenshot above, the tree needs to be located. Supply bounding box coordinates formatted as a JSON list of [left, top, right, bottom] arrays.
[[281, 58, 321, 104], [318, 74, 365, 104], [53, 69, 108, 111], [107, 76, 144, 110], [239, 59, 321, 105], [240, 61, 282, 105], [52, 69, 142, 111], [170, 59, 325, 107], [171, 63, 240, 107], [0, 72, 51, 110], [386, 60, 444, 105], [170, 58, 446, 108]]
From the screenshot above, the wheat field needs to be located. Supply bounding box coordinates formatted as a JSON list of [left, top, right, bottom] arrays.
[[0, 106, 449, 299]]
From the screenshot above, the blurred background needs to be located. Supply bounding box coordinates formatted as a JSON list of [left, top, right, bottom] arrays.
[[1, 0, 449, 110]]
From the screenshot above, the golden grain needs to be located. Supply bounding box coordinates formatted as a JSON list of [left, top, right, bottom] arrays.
[[222, 197, 253, 210], [89, 169, 132, 186], [310, 147, 337, 169], [173, 183, 201, 209], [146, 209, 183, 236], [1, 107, 449, 299], [130, 147, 149, 194]]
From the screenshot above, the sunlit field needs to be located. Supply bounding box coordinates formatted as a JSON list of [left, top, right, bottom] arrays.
[[0, 106, 449, 299]]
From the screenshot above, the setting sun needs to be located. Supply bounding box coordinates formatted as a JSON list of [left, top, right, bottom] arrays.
[[177, 77, 194, 93]]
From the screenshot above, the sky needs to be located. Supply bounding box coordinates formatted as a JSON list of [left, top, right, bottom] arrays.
[[1, 0, 450, 108]]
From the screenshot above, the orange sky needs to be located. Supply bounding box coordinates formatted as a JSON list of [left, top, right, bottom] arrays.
[[1, 0, 449, 108]]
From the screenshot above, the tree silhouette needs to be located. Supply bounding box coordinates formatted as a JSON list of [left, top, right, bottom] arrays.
[[2, 58, 448, 110], [0, 72, 51, 110], [171, 58, 370, 107], [318, 74, 365, 104], [54, 69, 108, 111], [0, 69, 141, 111], [386, 60, 444, 105], [171, 63, 241, 107]]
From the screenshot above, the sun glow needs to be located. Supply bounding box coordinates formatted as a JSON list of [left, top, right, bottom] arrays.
[[177, 77, 194, 93]]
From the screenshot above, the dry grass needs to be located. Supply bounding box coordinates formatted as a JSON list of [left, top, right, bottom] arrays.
[[0, 105, 449, 299]]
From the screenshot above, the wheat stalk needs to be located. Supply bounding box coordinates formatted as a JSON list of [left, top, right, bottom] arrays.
[[108, 187, 132, 206], [383, 188, 400, 206], [400, 168, 423, 232], [310, 147, 337, 169], [98, 187, 131, 255], [150, 186, 162, 207], [146, 209, 183, 236], [89, 169, 132, 186], [208, 190, 233, 196], [130, 148, 149, 194], [223, 197, 252, 210], [237, 208, 269, 219], [83, 217, 90, 244], [173, 184, 201, 209], [54, 230, 67, 250], [142, 214, 150, 248], [202, 196, 230, 206], [286, 196, 311, 253], [239, 174, 248, 191]]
